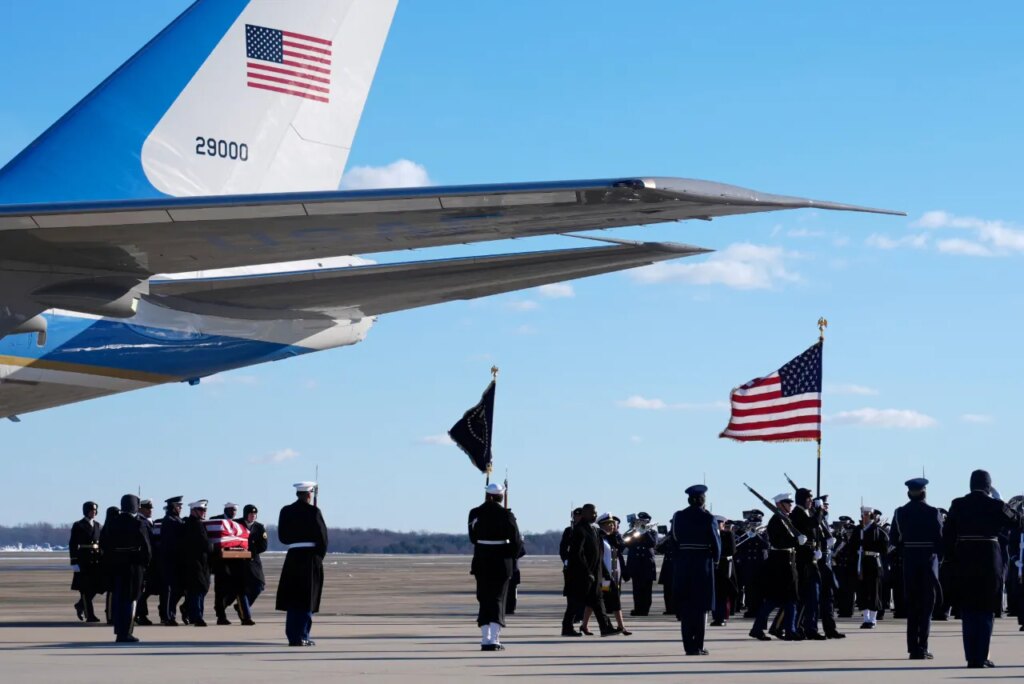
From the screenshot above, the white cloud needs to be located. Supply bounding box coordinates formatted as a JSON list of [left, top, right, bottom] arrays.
[[961, 413, 994, 424], [829, 408, 937, 429], [617, 395, 728, 411], [936, 238, 994, 257], [507, 300, 539, 312], [251, 448, 300, 464], [826, 383, 879, 396], [537, 283, 575, 299], [865, 233, 929, 250], [630, 243, 800, 290], [908, 210, 1024, 257], [340, 159, 431, 190], [786, 228, 826, 238], [419, 434, 454, 446], [619, 395, 667, 410]]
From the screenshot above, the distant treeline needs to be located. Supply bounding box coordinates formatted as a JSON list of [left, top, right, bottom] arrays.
[[0, 523, 565, 555]]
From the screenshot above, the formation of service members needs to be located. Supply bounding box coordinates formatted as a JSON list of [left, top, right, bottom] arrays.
[[67, 482, 316, 646]]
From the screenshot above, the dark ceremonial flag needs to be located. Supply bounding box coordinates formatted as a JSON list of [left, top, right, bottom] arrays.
[[448, 380, 496, 473], [720, 341, 822, 442]]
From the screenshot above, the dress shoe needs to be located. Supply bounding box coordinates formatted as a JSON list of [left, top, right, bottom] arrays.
[[685, 651, 701, 656], [74, 601, 84, 622], [192, 619, 208, 627], [580, 626, 593, 636], [967, 662, 984, 668], [620, 629, 632, 636], [768, 627, 783, 638], [288, 642, 304, 647], [303, 640, 316, 646], [782, 632, 804, 642], [85, 616, 101, 623], [984, 660, 995, 668], [709, 620, 726, 627], [599, 628, 621, 637], [909, 653, 925, 660], [161, 619, 179, 627], [1019, 625, 1024, 632], [825, 631, 846, 639], [700, 649, 709, 655], [135, 616, 153, 626], [115, 635, 140, 643], [216, 616, 231, 626], [493, 644, 505, 651], [924, 652, 934, 659], [859, 622, 874, 629], [805, 631, 827, 641], [561, 630, 582, 637], [749, 630, 771, 641], [241, 619, 256, 626]]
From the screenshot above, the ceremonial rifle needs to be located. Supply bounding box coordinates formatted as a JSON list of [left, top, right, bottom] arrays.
[[314, 464, 319, 508], [743, 483, 801, 538], [784, 472, 799, 492], [504, 468, 509, 510]]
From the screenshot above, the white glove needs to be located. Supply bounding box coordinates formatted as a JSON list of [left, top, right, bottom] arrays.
[[1016, 560, 1023, 569], [827, 537, 836, 548], [813, 498, 823, 509], [797, 535, 808, 545], [70, 564, 80, 572], [763, 550, 769, 560], [814, 550, 823, 560]]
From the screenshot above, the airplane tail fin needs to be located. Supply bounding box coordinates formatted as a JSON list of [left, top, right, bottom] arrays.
[[0, 0, 397, 204]]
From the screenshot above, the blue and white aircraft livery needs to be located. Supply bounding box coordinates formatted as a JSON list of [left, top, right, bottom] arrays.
[[0, 0, 901, 421]]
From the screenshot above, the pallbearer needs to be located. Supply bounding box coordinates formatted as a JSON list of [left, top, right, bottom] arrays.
[[69, 501, 103, 623], [276, 482, 328, 647], [158, 496, 186, 625], [468, 482, 523, 651], [237, 504, 267, 624], [671, 485, 721, 656], [890, 478, 942, 660], [100, 495, 151, 643], [181, 500, 212, 627]]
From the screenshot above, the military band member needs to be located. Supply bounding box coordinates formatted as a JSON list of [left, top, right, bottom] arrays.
[[468, 482, 523, 651], [181, 499, 213, 627], [158, 496, 186, 625], [710, 516, 736, 626], [735, 510, 767, 617], [211, 502, 239, 625], [276, 482, 328, 647], [237, 504, 267, 625], [624, 512, 658, 617], [790, 488, 826, 639], [749, 493, 801, 641], [135, 499, 158, 626], [69, 501, 103, 623], [890, 477, 942, 660], [671, 484, 721, 656], [852, 505, 888, 628], [815, 497, 845, 639], [944, 470, 1023, 668], [561, 503, 616, 637], [656, 532, 675, 615], [832, 516, 857, 617], [99, 494, 152, 643]]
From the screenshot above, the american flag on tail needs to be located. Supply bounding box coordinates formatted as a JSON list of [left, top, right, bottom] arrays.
[[719, 342, 822, 443], [245, 24, 332, 103]]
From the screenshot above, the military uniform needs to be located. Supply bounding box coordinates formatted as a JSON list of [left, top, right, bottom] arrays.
[[750, 493, 800, 640], [943, 470, 1023, 668], [832, 521, 857, 617], [656, 535, 675, 615], [890, 478, 943, 660], [99, 495, 152, 642], [816, 507, 844, 638], [851, 511, 888, 627], [711, 521, 737, 625], [624, 518, 658, 617], [135, 500, 159, 625], [181, 501, 213, 626], [671, 485, 721, 656], [69, 502, 103, 622], [790, 491, 824, 638], [238, 504, 268, 623], [158, 496, 186, 625], [210, 504, 239, 625], [468, 483, 523, 650], [276, 482, 328, 646], [734, 521, 767, 617]]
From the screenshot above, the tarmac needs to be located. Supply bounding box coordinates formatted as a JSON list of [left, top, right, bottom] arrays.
[[1, 552, 1021, 682]]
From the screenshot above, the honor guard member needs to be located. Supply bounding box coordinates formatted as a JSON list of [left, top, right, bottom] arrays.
[[852, 505, 888, 628], [735, 510, 767, 617], [814, 497, 845, 639], [624, 512, 658, 617], [69, 501, 103, 622], [749, 494, 800, 641], [210, 502, 239, 625], [468, 482, 523, 651], [561, 503, 616, 637], [656, 532, 676, 615], [890, 477, 943, 660], [101, 506, 120, 624], [671, 485, 721, 656], [158, 496, 186, 625], [790, 488, 826, 639], [99, 495, 152, 643], [181, 500, 213, 627], [944, 470, 1023, 668], [135, 499, 158, 626], [276, 482, 328, 647], [710, 516, 736, 626], [237, 504, 267, 624], [832, 516, 857, 617]]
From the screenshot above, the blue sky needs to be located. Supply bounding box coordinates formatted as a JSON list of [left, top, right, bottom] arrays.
[[2, 1, 1023, 532]]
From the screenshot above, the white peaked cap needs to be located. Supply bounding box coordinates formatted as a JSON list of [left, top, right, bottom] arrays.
[[861, 505, 873, 513], [485, 482, 505, 496], [293, 482, 317, 493], [223, 502, 238, 508], [189, 499, 208, 509], [773, 493, 793, 504], [597, 512, 614, 523], [713, 515, 727, 523]]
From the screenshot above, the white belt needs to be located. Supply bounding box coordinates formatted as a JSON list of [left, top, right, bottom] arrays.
[[476, 539, 509, 546], [863, 551, 881, 557], [286, 542, 315, 550]]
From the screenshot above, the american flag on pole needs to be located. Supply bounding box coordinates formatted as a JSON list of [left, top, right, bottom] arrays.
[[245, 24, 332, 104], [719, 341, 822, 442]]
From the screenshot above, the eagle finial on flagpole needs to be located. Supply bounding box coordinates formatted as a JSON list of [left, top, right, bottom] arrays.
[[491, 365, 499, 381], [818, 317, 828, 341]]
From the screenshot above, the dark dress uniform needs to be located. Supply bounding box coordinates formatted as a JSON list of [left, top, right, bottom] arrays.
[[751, 512, 800, 638], [209, 509, 237, 624], [239, 512, 268, 614], [944, 473, 1023, 667], [69, 508, 103, 622], [135, 509, 159, 625], [505, 545, 526, 615], [711, 528, 737, 624], [735, 527, 767, 617], [851, 520, 888, 621], [625, 528, 658, 616], [656, 535, 675, 615], [561, 518, 614, 636], [181, 511, 213, 625], [99, 496, 152, 642], [670, 494, 721, 656], [890, 484, 943, 659], [790, 502, 823, 637], [467, 498, 523, 643], [832, 526, 857, 617], [275, 495, 328, 646], [816, 516, 842, 637], [158, 505, 186, 624], [559, 524, 583, 622]]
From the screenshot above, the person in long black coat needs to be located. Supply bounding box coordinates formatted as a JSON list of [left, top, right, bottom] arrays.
[[749, 493, 801, 641], [624, 513, 658, 617], [710, 516, 737, 626], [210, 503, 239, 625], [276, 482, 328, 646], [158, 496, 186, 625], [237, 504, 267, 624], [560, 503, 615, 637], [180, 500, 213, 627], [468, 482, 523, 650], [734, 515, 767, 617], [560, 508, 583, 622], [851, 507, 889, 628], [790, 488, 826, 639], [134, 499, 158, 626], [69, 501, 103, 622], [944, 469, 1023, 668], [815, 500, 845, 639], [890, 478, 943, 660], [670, 485, 721, 656], [99, 494, 151, 643], [656, 535, 675, 616]]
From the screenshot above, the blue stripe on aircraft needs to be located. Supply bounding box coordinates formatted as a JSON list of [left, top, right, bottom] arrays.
[[0, 312, 312, 380]]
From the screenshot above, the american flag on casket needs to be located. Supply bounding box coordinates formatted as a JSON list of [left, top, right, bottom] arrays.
[[205, 519, 250, 550]]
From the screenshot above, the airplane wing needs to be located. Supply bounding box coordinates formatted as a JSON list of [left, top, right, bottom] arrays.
[[146, 239, 712, 320]]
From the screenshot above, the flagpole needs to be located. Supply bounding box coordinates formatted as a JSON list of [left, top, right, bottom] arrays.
[[485, 365, 499, 487], [816, 317, 828, 495]]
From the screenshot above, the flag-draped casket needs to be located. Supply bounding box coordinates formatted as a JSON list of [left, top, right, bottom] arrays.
[[150, 519, 249, 550]]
